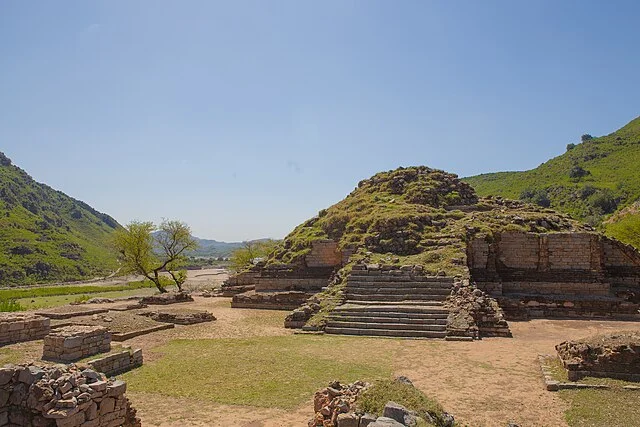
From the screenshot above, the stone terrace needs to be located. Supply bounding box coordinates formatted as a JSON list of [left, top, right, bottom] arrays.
[[43, 326, 111, 362], [0, 313, 50, 345]]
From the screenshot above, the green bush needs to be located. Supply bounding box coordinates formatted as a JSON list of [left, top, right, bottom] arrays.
[[0, 300, 24, 312]]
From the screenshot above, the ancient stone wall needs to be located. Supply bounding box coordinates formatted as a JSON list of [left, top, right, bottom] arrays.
[[0, 313, 50, 345], [43, 326, 111, 362], [468, 232, 640, 319], [0, 364, 140, 427], [87, 348, 143, 377], [556, 332, 640, 382], [305, 240, 342, 268]]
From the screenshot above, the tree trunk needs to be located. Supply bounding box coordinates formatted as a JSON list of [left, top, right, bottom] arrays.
[[153, 271, 167, 293]]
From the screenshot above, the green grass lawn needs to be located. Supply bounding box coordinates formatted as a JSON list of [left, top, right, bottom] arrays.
[[561, 389, 640, 427], [122, 335, 394, 409]]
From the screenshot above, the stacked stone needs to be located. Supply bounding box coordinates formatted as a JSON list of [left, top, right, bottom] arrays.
[[87, 349, 143, 377], [309, 380, 371, 427], [305, 240, 343, 268], [0, 363, 140, 427], [0, 313, 50, 345], [139, 292, 194, 305], [43, 327, 111, 362], [137, 310, 216, 325], [556, 332, 640, 381], [445, 284, 512, 338]]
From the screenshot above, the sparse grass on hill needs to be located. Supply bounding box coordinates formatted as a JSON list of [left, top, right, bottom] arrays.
[[266, 166, 587, 277]]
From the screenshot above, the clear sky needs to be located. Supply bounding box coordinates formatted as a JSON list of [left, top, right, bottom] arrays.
[[1, 1, 639, 241]]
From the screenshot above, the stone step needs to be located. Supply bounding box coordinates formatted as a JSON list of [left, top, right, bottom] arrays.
[[327, 320, 447, 330], [339, 301, 445, 309], [330, 311, 449, 321], [345, 286, 452, 295], [348, 276, 455, 284], [327, 316, 447, 330], [345, 293, 448, 302], [327, 315, 448, 324], [347, 281, 454, 289], [325, 326, 447, 339]]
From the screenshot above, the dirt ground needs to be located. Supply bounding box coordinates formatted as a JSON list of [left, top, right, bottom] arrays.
[[116, 298, 639, 427], [7, 295, 640, 427]]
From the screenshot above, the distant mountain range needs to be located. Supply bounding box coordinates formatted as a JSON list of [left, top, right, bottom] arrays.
[[0, 152, 120, 285], [463, 116, 640, 248], [153, 233, 271, 258]]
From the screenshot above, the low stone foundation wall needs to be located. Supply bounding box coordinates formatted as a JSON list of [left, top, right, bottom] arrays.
[[137, 310, 216, 325], [88, 348, 143, 377], [0, 364, 140, 427], [0, 313, 50, 345], [556, 332, 640, 382], [139, 291, 194, 305], [232, 290, 313, 310], [43, 326, 111, 362]]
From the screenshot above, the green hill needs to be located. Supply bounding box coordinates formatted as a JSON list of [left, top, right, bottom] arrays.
[[463, 116, 640, 247], [0, 152, 120, 285]]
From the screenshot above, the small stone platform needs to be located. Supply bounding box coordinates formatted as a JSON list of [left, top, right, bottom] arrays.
[[35, 307, 109, 320], [88, 347, 143, 377], [137, 310, 216, 325], [556, 331, 640, 382], [139, 292, 194, 305], [43, 325, 111, 362], [0, 313, 50, 345]]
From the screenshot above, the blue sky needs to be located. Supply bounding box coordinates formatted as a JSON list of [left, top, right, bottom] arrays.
[[1, 1, 639, 241]]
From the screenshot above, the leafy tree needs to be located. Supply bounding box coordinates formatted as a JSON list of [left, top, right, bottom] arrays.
[[581, 134, 594, 142], [113, 220, 198, 292], [566, 143, 576, 151], [520, 188, 551, 208], [569, 165, 589, 179], [230, 240, 279, 272]]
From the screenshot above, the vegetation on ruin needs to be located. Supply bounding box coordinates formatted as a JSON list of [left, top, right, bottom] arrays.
[[463, 116, 640, 248], [0, 152, 120, 285], [113, 220, 198, 292], [122, 335, 392, 409], [267, 166, 588, 277], [357, 379, 450, 426]]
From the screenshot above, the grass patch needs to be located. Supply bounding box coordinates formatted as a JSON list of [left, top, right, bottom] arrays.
[[357, 379, 448, 426], [0, 280, 157, 301], [0, 347, 27, 365], [16, 286, 174, 310], [561, 388, 640, 427], [122, 335, 393, 409]]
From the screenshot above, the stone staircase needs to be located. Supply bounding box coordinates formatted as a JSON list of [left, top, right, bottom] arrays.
[[325, 266, 454, 339]]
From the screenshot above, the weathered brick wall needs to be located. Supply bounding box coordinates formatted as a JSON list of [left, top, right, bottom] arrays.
[[43, 326, 111, 362], [88, 348, 143, 377], [0, 313, 50, 345], [0, 364, 140, 427], [498, 232, 540, 269], [469, 232, 640, 319], [305, 240, 342, 268], [547, 233, 595, 270]]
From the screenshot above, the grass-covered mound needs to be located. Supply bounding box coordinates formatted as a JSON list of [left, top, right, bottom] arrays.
[[463, 116, 640, 248], [0, 152, 120, 285], [268, 166, 588, 277], [357, 379, 453, 426]]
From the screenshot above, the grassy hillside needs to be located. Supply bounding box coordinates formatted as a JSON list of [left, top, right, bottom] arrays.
[[268, 166, 588, 277], [463, 116, 640, 246], [0, 152, 120, 285]]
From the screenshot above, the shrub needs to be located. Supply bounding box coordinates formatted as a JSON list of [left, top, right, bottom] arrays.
[[581, 134, 594, 142], [0, 300, 24, 312], [569, 165, 589, 179], [566, 143, 576, 151], [588, 190, 618, 215], [520, 188, 551, 208]]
